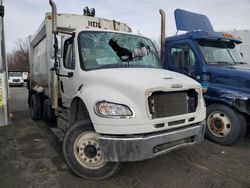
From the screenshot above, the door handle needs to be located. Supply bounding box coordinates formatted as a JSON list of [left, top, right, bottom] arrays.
[[68, 72, 74, 78]]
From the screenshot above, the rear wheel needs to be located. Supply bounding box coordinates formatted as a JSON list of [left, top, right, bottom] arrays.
[[30, 94, 42, 120], [206, 104, 247, 145], [63, 120, 121, 180], [43, 99, 55, 122]]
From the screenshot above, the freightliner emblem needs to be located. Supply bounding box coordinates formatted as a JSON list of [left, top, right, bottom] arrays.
[[171, 83, 183, 88]]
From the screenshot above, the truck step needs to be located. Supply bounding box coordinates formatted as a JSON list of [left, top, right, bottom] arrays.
[[57, 108, 70, 131], [51, 127, 65, 142]]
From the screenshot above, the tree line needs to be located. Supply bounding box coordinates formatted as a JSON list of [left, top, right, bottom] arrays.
[[7, 38, 29, 72]]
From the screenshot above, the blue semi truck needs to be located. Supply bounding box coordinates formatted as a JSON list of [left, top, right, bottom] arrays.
[[159, 9, 249, 145]]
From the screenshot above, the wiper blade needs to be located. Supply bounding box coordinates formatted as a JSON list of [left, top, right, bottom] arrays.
[[210, 61, 233, 65], [235, 62, 248, 65]]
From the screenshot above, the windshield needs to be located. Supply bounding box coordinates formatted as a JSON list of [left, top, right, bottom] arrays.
[[78, 31, 161, 71], [197, 40, 244, 66], [9, 72, 22, 77]]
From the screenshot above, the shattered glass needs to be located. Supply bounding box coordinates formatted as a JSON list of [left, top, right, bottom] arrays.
[[78, 31, 161, 70]]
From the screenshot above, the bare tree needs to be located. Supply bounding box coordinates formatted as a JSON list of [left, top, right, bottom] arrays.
[[7, 37, 29, 72]]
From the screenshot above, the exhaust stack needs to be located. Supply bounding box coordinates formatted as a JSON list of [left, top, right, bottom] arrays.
[[49, 0, 57, 33], [49, 0, 58, 111], [159, 9, 166, 64]]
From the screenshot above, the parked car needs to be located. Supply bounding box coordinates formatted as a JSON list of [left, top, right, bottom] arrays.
[[8, 71, 24, 87]]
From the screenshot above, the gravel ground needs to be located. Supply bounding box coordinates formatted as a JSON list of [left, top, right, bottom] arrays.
[[0, 87, 249, 188]]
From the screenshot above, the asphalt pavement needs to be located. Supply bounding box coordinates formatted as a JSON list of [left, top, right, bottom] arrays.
[[0, 87, 249, 188]]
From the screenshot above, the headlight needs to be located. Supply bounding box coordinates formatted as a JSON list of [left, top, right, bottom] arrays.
[[95, 101, 133, 117]]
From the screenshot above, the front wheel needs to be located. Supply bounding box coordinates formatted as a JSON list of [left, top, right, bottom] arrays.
[[206, 104, 247, 146], [63, 120, 121, 180]]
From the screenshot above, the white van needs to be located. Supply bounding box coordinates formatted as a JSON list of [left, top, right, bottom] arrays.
[[8, 71, 24, 87]]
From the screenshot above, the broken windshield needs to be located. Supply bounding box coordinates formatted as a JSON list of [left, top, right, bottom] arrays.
[[78, 31, 161, 71], [198, 40, 244, 66]]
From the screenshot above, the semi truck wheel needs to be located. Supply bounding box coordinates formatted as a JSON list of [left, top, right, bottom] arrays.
[[30, 94, 42, 120], [63, 120, 121, 180], [206, 104, 247, 146]]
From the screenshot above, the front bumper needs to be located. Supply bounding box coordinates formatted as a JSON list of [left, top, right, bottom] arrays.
[[99, 122, 205, 162]]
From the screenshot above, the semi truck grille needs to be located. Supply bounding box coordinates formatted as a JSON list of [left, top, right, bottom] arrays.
[[148, 89, 198, 119]]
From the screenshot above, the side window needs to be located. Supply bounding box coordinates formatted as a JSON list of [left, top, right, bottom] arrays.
[[170, 44, 196, 68], [63, 38, 75, 70]]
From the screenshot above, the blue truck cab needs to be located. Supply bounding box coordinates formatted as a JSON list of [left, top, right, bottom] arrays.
[[163, 9, 249, 145]]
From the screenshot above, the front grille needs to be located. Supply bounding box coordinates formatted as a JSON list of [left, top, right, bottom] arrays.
[[148, 89, 198, 119], [13, 79, 20, 82]]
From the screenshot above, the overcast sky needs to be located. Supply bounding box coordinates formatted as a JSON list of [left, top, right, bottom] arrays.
[[3, 0, 250, 52]]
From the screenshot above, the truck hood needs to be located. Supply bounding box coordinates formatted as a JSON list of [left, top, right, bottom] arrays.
[[207, 64, 250, 91], [85, 68, 201, 92]]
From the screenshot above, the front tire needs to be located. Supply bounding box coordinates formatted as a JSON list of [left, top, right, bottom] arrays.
[[206, 104, 247, 146], [63, 120, 121, 180]]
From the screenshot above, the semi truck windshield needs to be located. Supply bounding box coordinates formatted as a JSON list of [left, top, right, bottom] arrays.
[[78, 31, 161, 71], [198, 40, 244, 65]]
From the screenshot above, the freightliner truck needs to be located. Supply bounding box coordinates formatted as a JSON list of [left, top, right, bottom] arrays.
[[28, 1, 206, 179], [160, 9, 249, 145]]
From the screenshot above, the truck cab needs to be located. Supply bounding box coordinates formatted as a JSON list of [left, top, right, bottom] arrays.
[[163, 9, 249, 145], [28, 1, 206, 179]]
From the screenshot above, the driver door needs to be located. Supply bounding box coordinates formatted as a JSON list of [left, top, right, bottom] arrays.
[[59, 36, 76, 108], [168, 41, 198, 79]]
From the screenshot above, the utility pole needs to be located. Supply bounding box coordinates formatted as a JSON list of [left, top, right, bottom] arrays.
[[0, 0, 10, 126]]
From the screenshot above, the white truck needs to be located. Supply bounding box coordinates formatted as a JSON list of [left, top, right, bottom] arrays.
[[28, 0, 206, 179], [8, 71, 24, 87]]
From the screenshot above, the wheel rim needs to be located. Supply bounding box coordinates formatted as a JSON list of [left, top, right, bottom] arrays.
[[207, 111, 232, 137], [73, 131, 106, 169]]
